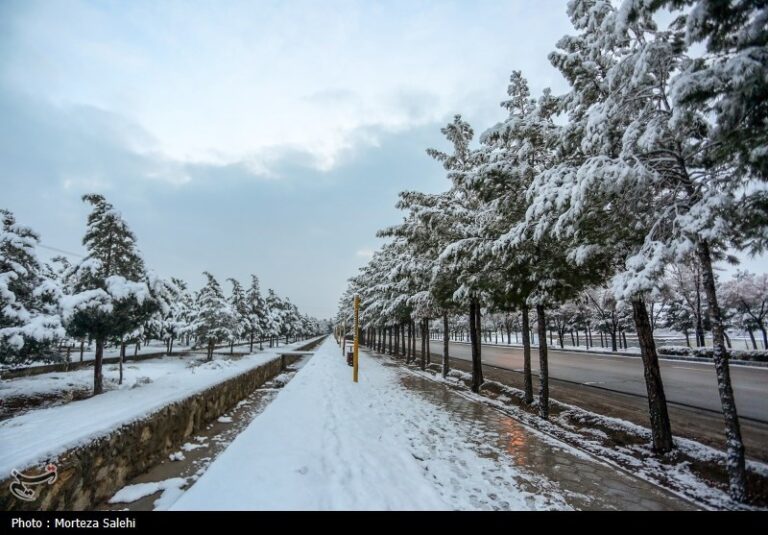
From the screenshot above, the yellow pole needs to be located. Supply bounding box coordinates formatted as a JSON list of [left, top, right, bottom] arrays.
[[353, 295, 360, 383], [342, 320, 346, 356]]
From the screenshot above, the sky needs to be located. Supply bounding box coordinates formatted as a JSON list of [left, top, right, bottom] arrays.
[[1, 0, 764, 319]]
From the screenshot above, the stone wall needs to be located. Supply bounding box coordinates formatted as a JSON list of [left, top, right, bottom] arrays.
[[0, 336, 325, 511]]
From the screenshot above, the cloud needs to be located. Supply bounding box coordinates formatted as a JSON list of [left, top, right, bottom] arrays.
[[0, 0, 573, 174], [0, 0, 583, 318]]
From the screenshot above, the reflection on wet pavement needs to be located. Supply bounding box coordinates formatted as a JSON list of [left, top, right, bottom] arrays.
[[393, 364, 695, 510]]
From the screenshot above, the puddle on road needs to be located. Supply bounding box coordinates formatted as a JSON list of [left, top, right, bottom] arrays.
[[390, 364, 694, 511], [100, 358, 310, 511]]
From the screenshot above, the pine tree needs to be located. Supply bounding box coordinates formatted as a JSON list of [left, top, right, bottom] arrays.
[[63, 194, 157, 395], [194, 272, 236, 361], [227, 278, 249, 353], [245, 275, 266, 352], [0, 210, 64, 363], [163, 277, 193, 354]]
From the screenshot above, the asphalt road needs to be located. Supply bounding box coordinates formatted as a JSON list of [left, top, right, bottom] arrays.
[[439, 341, 768, 423]]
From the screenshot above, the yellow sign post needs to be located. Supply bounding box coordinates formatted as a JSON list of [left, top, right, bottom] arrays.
[[341, 320, 346, 356], [353, 295, 360, 383]]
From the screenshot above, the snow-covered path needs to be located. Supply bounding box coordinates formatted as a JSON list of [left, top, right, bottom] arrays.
[[172, 337, 691, 510]]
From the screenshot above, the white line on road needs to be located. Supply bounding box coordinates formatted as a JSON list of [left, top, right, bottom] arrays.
[[671, 366, 715, 372]]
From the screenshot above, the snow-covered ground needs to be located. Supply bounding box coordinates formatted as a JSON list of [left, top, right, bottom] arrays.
[[171, 336, 690, 511], [0, 342, 193, 371], [0, 356, 194, 405], [0, 338, 322, 476]]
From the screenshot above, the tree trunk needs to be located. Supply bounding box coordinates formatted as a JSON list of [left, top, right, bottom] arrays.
[[632, 298, 674, 453], [119, 341, 126, 386], [396, 324, 400, 356], [406, 322, 412, 363], [610, 330, 618, 352], [684, 330, 691, 348], [536, 305, 549, 419], [442, 312, 450, 379], [426, 319, 431, 364], [521, 305, 533, 405], [401, 322, 406, 356], [94, 338, 105, 395], [468, 300, 484, 393], [169, 336, 174, 356], [698, 241, 747, 501], [420, 320, 426, 370], [723, 330, 732, 349], [80, 339, 85, 362], [760, 324, 768, 350], [250, 333, 254, 353], [207, 340, 214, 362], [748, 328, 757, 350]]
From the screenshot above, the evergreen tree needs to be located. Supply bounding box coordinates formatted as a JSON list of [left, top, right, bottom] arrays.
[[62, 194, 157, 395], [0, 210, 64, 363], [227, 278, 249, 353], [245, 274, 266, 352], [194, 272, 236, 361]]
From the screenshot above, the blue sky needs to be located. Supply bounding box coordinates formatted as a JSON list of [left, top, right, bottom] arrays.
[[1, 0, 764, 318]]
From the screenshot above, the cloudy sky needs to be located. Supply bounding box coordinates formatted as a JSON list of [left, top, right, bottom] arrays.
[[2, 1, 762, 319]]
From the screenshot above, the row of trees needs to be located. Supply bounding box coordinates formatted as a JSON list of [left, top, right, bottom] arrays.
[[421, 268, 767, 352], [0, 195, 321, 392], [338, 0, 767, 501]]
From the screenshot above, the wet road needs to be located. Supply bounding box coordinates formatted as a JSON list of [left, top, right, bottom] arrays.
[[437, 342, 768, 422]]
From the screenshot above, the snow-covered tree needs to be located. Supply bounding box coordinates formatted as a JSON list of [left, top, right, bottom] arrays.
[[722, 270, 768, 350], [227, 278, 250, 353], [245, 275, 266, 352], [0, 210, 64, 363], [194, 272, 237, 361], [163, 277, 194, 353], [62, 195, 157, 394]]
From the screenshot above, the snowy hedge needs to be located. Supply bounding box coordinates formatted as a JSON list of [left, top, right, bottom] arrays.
[[657, 346, 768, 363]]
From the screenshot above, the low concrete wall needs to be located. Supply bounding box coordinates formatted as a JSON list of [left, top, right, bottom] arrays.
[[0, 336, 325, 511]]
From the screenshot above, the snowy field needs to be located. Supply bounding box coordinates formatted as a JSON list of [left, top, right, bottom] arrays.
[[0, 342, 193, 371], [171, 336, 690, 511], [0, 338, 321, 476]]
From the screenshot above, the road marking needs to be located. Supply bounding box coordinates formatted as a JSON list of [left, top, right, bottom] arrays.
[[671, 366, 712, 372]]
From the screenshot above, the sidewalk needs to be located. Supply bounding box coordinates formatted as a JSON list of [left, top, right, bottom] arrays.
[[172, 337, 695, 510]]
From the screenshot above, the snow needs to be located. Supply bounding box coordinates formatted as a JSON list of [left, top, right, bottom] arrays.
[[0, 337, 323, 476], [172, 337, 585, 511], [108, 477, 187, 505], [172, 337, 450, 511]]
